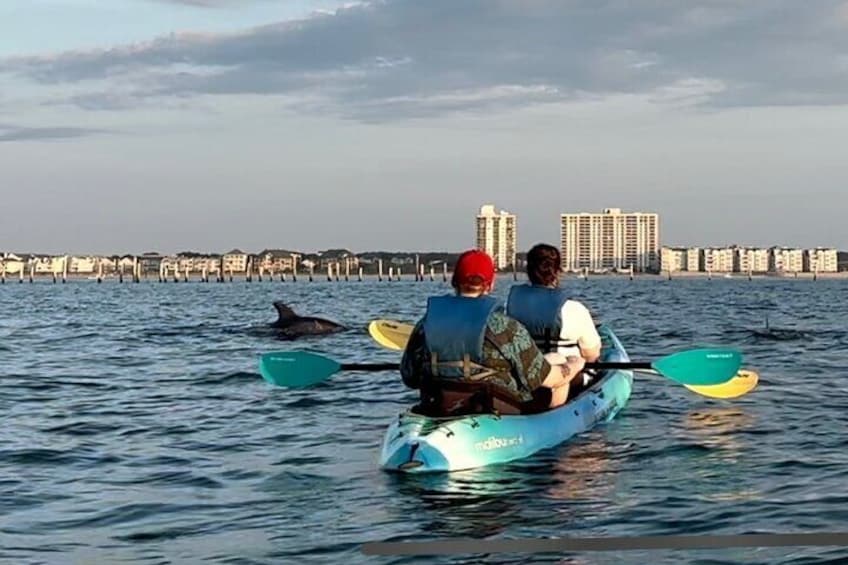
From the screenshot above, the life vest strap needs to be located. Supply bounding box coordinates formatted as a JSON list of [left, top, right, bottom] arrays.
[[429, 353, 502, 381]]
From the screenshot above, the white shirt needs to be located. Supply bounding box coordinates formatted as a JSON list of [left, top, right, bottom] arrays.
[[554, 299, 602, 358]]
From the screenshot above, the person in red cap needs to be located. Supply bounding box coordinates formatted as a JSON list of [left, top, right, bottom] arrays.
[[399, 249, 586, 417]]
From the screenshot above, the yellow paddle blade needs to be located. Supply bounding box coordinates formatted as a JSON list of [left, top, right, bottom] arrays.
[[684, 369, 759, 399], [368, 319, 413, 351]]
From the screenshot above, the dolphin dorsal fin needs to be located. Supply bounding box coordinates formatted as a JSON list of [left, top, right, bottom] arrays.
[[273, 302, 298, 321]]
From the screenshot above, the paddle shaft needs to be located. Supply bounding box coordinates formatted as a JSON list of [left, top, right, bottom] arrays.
[[341, 362, 399, 371], [586, 361, 652, 370], [338, 361, 653, 372]]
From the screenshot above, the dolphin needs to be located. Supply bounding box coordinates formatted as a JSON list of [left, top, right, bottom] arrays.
[[269, 301, 346, 338], [750, 316, 808, 341]]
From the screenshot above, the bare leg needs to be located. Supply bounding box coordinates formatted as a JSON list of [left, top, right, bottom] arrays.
[[548, 383, 570, 407]]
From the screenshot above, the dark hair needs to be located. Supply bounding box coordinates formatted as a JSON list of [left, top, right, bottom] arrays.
[[526, 243, 561, 286]]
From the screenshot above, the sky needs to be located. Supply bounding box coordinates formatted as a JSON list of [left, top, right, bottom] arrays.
[[1, 0, 847, 255]]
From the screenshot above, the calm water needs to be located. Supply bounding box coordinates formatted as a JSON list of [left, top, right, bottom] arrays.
[[1, 276, 848, 564]]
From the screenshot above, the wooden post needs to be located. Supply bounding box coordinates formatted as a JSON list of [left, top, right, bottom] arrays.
[[29, 262, 34, 284], [389, 266, 394, 280], [327, 263, 332, 281], [97, 260, 103, 284], [358, 266, 363, 281], [309, 263, 314, 282], [63, 256, 69, 284], [415, 254, 420, 282], [430, 265, 435, 281], [443, 262, 448, 282], [378, 259, 383, 282], [292, 256, 298, 282], [345, 258, 350, 282]]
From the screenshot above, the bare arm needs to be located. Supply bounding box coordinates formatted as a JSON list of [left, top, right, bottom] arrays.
[[542, 352, 586, 389], [565, 300, 603, 362]]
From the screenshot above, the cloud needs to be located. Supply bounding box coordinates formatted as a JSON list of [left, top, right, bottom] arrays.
[[0, 124, 108, 142], [145, 0, 278, 6], [3, 0, 848, 121]]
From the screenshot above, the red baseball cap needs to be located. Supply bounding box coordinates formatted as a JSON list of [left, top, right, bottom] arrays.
[[452, 249, 495, 287]]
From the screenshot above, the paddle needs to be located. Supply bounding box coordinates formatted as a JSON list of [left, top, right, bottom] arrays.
[[258, 351, 396, 388], [368, 319, 412, 351], [367, 319, 758, 399], [259, 344, 742, 389], [684, 369, 759, 399]]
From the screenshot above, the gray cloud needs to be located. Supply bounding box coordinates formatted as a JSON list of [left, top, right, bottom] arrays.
[[4, 0, 848, 120], [0, 124, 108, 142], [145, 0, 278, 6]]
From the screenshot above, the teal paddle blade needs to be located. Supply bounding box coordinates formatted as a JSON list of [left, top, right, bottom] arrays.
[[653, 348, 742, 386], [259, 351, 341, 388]]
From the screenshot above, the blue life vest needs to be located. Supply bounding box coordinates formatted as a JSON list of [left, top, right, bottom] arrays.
[[422, 294, 501, 380], [506, 283, 577, 352]]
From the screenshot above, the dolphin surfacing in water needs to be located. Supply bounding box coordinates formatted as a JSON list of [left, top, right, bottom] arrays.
[[270, 301, 346, 338], [750, 315, 808, 341]]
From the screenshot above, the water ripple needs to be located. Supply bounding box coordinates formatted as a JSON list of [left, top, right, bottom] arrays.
[[2, 278, 848, 564]]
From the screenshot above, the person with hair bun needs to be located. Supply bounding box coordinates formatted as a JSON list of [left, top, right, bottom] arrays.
[[506, 243, 602, 367]]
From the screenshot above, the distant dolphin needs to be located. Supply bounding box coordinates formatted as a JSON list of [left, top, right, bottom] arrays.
[[751, 316, 808, 341], [269, 301, 346, 338]]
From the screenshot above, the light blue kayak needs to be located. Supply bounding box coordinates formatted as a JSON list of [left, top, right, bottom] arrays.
[[378, 324, 634, 473]]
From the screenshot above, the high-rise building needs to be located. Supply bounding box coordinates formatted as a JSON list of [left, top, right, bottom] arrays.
[[475, 204, 516, 270], [560, 208, 660, 273]]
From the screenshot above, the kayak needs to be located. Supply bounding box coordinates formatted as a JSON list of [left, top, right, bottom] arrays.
[[378, 324, 634, 473]]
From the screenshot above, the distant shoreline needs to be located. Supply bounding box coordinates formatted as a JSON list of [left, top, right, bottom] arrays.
[[3, 271, 847, 282]]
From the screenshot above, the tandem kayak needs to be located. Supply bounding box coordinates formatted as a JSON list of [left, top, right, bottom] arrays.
[[378, 324, 634, 473]]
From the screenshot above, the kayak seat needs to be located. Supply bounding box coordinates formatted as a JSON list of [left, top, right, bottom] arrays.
[[413, 379, 553, 418], [565, 369, 600, 403]]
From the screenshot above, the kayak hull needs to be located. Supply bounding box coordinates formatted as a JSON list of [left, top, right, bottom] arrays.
[[378, 324, 634, 473]]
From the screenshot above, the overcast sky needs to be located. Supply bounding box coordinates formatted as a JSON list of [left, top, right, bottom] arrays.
[[1, 0, 847, 255]]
